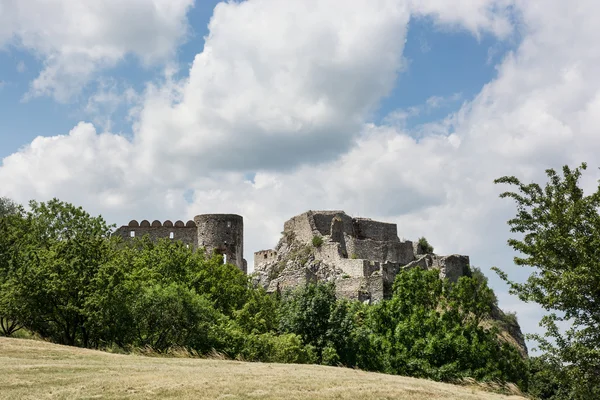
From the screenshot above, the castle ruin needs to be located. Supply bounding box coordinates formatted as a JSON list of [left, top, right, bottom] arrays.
[[114, 214, 247, 273], [114, 209, 526, 354], [114, 210, 471, 301], [253, 210, 471, 302]]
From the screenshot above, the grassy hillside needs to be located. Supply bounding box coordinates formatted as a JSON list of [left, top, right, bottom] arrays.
[[0, 337, 525, 400]]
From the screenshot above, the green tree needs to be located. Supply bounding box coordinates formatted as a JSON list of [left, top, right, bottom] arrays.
[[0, 197, 18, 218], [494, 163, 600, 398], [279, 282, 337, 360], [0, 199, 114, 345], [0, 204, 27, 336], [368, 268, 527, 386]]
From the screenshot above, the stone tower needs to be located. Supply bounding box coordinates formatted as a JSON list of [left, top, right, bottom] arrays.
[[194, 214, 246, 273]]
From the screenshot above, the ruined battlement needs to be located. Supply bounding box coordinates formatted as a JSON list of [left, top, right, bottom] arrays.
[[114, 214, 246, 273], [254, 210, 470, 303], [254, 249, 278, 266], [114, 219, 198, 247]]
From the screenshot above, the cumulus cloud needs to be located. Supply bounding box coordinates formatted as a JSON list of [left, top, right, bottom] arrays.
[[0, 0, 193, 101], [132, 0, 411, 178]]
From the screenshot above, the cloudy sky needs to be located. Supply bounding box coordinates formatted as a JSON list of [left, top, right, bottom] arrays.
[[1, 0, 599, 348]]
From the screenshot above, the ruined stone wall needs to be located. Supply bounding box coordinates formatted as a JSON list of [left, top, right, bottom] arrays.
[[113, 219, 198, 248], [353, 218, 399, 241], [254, 249, 277, 267], [336, 259, 382, 278], [312, 211, 353, 236], [195, 214, 245, 273], [335, 276, 384, 303], [345, 238, 414, 264], [282, 211, 316, 244]]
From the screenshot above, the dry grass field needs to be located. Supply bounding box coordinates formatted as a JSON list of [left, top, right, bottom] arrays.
[[0, 337, 526, 400]]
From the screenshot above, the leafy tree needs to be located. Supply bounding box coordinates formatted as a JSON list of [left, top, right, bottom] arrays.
[[234, 287, 280, 335], [494, 163, 600, 398], [0, 203, 26, 336], [0, 197, 18, 218], [368, 268, 527, 386], [279, 282, 337, 361], [2, 199, 115, 346]]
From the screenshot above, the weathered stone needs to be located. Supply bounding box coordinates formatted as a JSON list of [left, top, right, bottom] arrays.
[[403, 255, 431, 270], [113, 213, 247, 273], [432, 254, 470, 283]]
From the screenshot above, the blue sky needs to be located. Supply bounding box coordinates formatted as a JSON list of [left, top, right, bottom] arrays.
[[1, 0, 599, 348], [0, 3, 516, 159]]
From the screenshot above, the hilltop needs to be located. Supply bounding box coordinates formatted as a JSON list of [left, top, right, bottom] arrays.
[[0, 337, 525, 400]]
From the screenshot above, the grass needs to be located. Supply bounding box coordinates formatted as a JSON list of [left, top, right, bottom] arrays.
[[0, 337, 526, 400]]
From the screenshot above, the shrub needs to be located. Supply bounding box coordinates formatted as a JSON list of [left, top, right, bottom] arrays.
[[417, 237, 434, 253], [312, 235, 324, 248]]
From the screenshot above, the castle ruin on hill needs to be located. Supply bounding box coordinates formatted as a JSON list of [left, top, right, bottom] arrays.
[[253, 210, 471, 302], [114, 210, 471, 301], [114, 209, 526, 355]]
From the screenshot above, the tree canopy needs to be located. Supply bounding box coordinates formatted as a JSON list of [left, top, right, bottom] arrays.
[[494, 163, 600, 399]]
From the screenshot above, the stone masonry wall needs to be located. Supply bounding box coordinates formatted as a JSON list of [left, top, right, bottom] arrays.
[[283, 212, 316, 244], [114, 220, 197, 248], [195, 214, 245, 273], [353, 218, 398, 241], [254, 249, 278, 267]]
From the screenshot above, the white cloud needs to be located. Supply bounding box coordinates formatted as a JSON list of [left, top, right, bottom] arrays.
[[409, 0, 516, 38], [133, 0, 412, 178], [0, 0, 193, 101]]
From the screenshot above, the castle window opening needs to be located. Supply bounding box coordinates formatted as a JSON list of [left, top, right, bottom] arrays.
[[227, 221, 231, 228], [130, 231, 135, 238], [169, 232, 174, 239], [264, 254, 268, 259], [224, 254, 227, 264]]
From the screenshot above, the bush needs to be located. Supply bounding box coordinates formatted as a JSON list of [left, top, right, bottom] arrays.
[[417, 237, 434, 253], [312, 235, 324, 248]]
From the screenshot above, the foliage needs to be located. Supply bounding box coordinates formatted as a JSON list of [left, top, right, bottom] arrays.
[[0, 197, 531, 390], [312, 235, 324, 248], [279, 282, 336, 360], [417, 237, 434, 253], [0, 197, 18, 218], [234, 288, 279, 335], [366, 268, 527, 387], [470, 266, 498, 306], [0, 199, 114, 346], [494, 163, 600, 398]]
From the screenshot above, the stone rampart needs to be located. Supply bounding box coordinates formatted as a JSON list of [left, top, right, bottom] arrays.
[[345, 237, 414, 264], [352, 218, 399, 241], [335, 276, 384, 303], [254, 249, 277, 267], [283, 212, 315, 244], [114, 219, 197, 247], [312, 211, 353, 236]]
